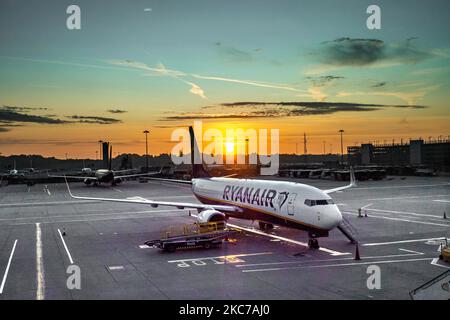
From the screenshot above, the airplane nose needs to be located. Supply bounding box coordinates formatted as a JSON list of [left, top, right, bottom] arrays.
[[323, 206, 343, 229]]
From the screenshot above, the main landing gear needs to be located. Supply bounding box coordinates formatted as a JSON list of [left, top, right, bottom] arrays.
[[258, 221, 274, 231], [308, 233, 320, 249]]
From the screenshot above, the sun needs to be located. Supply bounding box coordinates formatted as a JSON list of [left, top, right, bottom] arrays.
[[225, 141, 235, 154]]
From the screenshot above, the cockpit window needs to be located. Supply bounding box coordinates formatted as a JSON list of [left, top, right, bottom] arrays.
[[304, 199, 334, 206]]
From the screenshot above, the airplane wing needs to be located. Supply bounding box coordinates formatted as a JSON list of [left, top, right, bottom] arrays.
[[114, 171, 161, 179], [65, 178, 242, 213], [49, 174, 98, 180], [323, 167, 357, 194], [138, 177, 192, 185]]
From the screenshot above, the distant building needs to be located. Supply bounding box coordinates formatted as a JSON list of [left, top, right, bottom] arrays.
[[348, 139, 450, 170]]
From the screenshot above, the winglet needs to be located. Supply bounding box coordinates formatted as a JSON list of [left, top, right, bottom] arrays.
[[64, 176, 75, 198], [349, 166, 357, 187]]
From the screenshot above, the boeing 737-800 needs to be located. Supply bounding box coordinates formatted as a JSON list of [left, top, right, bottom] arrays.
[[67, 126, 357, 248], [52, 145, 159, 186]]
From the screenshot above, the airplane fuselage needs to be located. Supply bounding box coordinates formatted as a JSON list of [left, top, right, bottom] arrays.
[[192, 177, 343, 236], [94, 169, 115, 184]]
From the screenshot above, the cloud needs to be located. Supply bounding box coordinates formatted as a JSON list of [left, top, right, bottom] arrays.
[[109, 60, 305, 99], [107, 109, 127, 114], [305, 75, 345, 87], [372, 81, 387, 88], [0, 108, 67, 124], [159, 101, 427, 121], [318, 37, 431, 67], [336, 85, 439, 105], [215, 42, 253, 63], [111, 60, 206, 98], [191, 74, 304, 93], [68, 115, 122, 124], [2, 105, 49, 112]]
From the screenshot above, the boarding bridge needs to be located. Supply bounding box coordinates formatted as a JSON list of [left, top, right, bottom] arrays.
[[337, 216, 358, 244]]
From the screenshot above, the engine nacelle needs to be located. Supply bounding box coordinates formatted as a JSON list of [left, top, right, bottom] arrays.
[[84, 179, 92, 185], [196, 209, 226, 224]]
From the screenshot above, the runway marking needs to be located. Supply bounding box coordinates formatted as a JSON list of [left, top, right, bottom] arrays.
[[343, 211, 450, 228], [362, 237, 448, 246], [168, 252, 272, 268], [398, 248, 424, 255], [0, 240, 18, 294], [364, 208, 442, 219], [433, 200, 450, 203], [0, 200, 98, 208], [430, 258, 450, 269], [241, 257, 433, 273], [365, 194, 450, 201], [354, 183, 450, 190], [227, 222, 350, 256], [108, 266, 124, 270], [36, 223, 45, 300], [57, 228, 74, 264], [236, 252, 424, 268], [112, 188, 123, 193], [0, 208, 192, 224]]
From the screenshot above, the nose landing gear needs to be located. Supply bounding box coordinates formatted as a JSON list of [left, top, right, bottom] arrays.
[[308, 233, 320, 249]]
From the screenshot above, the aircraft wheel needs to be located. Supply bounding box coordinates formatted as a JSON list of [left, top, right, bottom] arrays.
[[164, 244, 176, 253], [308, 239, 320, 249]]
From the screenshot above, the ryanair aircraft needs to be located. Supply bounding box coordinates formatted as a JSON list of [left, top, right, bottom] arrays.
[[66, 126, 357, 249]]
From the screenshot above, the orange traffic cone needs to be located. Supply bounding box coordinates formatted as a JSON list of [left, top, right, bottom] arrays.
[[354, 243, 361, 260]]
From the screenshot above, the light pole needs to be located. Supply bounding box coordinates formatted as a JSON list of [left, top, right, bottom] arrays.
[[143, 130, 149, 172], [98, 140, 103, 168], [339, 129, 344, 166]]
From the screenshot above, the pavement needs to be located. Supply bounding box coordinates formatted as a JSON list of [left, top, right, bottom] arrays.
[[0, 176, 449, 300]]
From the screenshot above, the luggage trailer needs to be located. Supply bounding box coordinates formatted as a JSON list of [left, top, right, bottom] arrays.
[[144, 222, 239, 252]]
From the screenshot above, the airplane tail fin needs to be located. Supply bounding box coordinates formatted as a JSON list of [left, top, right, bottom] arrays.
[[189, 126, 210, 178]]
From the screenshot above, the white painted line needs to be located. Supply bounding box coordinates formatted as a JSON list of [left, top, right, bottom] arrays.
[[355, 183, 450, 190], [236, 252, 423, 268], [167, 252, 272, 264], [227, 222, 350, 256], [57, 228, 74, 264], [241, 257, 433, 273], [108, 266, 124, 270], [36, 223, 45, 300], [112, 188, 123, 193], [361, 203, 373, 210], [366, 194, 450, 201], [362, 237, 448, 246], [398, 248, 424, 255], [431, 258, 450, 269], [0, 209, 189, 223], [433, 200, 450, 203], [343, 211, 450, 228], [365, 208, 442, 218], [0, 240, 18, 294], [0, 200, 98, 208]]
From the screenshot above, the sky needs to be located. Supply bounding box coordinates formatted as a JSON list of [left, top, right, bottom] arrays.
[[0, 0, 449, 158]]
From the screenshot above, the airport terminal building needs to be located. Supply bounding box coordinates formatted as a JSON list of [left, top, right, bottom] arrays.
[[347, 139, 450, 171]]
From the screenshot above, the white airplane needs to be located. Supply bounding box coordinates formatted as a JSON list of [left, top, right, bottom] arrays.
[[53, 145, 159, 186], [66, 126, 357, 248]]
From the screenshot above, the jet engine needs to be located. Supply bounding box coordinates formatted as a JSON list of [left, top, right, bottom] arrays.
[[84, 179, 92, 185], [196, 209, 227, 224]]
